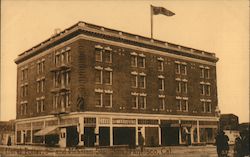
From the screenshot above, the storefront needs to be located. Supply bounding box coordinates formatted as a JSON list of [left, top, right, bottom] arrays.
[[15, 112, 219, 147]]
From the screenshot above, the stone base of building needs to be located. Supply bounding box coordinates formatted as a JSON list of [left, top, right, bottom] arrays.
[[15, 112, 218, 147]]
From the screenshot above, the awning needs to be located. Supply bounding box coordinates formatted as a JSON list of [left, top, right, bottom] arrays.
[[34, 126, 59, 136]]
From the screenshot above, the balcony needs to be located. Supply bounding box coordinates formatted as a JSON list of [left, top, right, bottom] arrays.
[[50, 63, 71, 72], [50, 85, 70, 93]]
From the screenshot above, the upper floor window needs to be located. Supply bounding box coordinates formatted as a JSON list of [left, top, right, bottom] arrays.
[[158, 60, 164, 71], [37, 59, 45, 74], [131, 55, 137, 67], [36, 98, 45, 113], [21, 67, 28, 81], [205, 84, 211, 96], [131, 94, 138, 109], [95, 91, 103, 107], [95, 68, 103, 84], [131, 74, 138, 88], [181, 63, 187, 75], [139, 95, 146, 109], [104, 68, 112, 85], [55, 47, 71, 66], [138, 75, 146, 89], [159, 96, 165, 110], [175, 61, 187, 75], [103, 92, 112, 107], [104, 49, 112, 63], [176, 80, 181, 93], [158, 77, 164, 91], [95, 49, 102, 62], [182, 81, 188, 94], [21, 83, 28, 97], [201, 100, 212, 113], [200, 83, 211, 96], [138, 55, 145, 68], [176, 98, 188, 112], [20, 102, 27, 115], [205, 68, 210, 79], [200, 67, 205, 78], [53, 94, 60, 109]]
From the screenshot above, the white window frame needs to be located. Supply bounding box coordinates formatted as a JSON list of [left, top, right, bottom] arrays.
[[182, 99, 188, 112], [95, 49, 103, 62], [131, 94, 138, 109], [104, 93, 112, 108], [139, 75, 146, 89], [95, 92, 103, 107], [159, 97, 165, 110], [138, 56, 145, 68], [131, 55, 137, 67], [139, 95, 146, 109], [175, 63, 181, 74], [95, 69, 103, 84], [131, 74, 138, 88], [159, 78, 164, 91]]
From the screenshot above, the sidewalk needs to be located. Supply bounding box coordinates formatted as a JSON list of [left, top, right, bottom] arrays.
[[0, 145, 234, 157]]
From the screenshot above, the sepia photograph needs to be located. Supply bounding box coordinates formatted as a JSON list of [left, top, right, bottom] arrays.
[[0, 0, 249, 156]]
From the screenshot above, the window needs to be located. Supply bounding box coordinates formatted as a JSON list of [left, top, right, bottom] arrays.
[[181, 64, 187, 75], [206, 102, 211, 113], [65, 92, 71, 108], [53, 94, 59, 109], [41, 79, 45, 92], [66, 50, 71, 63], [159, 78, 164, 91], [131, 55, 137, 67], [139, 96, 146, 109], [138, 75, 146, 88], [95, 69, 102, 84], [37, 60, 45, 74], [131, 95, 138, 109], [138, 56, 145, 68], [200, 67, 205, 78], [20, 102, 27, 115], [202, 101, 212, 113], [24, 84, 28, 96], [205, 69, 210, 79], [175, 63, 181, 74], [176, 81, 181, 93], [37, 81, 40, 93], [182, 100, 188, 112], [95, 92, 102, 107], [104, 70, 112, 85], [200, 84, 205, 95], [131, 75, 137, 88], [182, 82, 188, 93], [176, 99, 181, 111], [205, 85, 211, 96], [95, 49, 102, 62], [158, 60, 164, 71], [55, 53, 60, 66], [159, 97, 165, 110], [104, 50, 112, 63], [21, 70, 24, 81], [104, 93, 112, 107], [176, 99, 188, 111]]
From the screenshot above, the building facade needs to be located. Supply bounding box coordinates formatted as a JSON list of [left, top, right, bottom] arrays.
[[15, 21, 219, 147]]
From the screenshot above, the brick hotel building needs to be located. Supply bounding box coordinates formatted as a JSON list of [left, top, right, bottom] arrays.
[[15, 21, 219, 147]]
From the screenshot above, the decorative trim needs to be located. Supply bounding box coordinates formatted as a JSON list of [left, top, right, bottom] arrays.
[[138, 53, 145, 57], [159, 95, 165, 98], [95, 45, 103, 49], [157, 57, 164, 61], [158, 75, 165, 79], [131, 71, 138, 75], [94, 89, 103, 93], [104, 90, 113, 94], [130, 52, 137, 56], [139, 72, 146, 76], [139, 93, 147, 96], [104, 67, 113, 71], [176, 96, 182, 99], [183, 97, 189, 100], [95, 66, 103, 70], [131, 92, 139, 96], [104, 47, 112, 51]]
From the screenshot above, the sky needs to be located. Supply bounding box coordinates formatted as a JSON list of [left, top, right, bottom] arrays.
[[1, 0, 249, 123]]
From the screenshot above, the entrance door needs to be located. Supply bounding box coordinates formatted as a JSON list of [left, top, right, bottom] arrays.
[[84, 127, 95, 147], [161, 127, 179, 146], [113, 127, 135, 147], [66, 126, 79, 147], [99, 127, 110, 146]]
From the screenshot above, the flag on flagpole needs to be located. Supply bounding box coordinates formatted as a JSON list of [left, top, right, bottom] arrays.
[[151, 5, 175, 16]]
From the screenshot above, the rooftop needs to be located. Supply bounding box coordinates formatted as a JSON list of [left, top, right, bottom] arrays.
[[15, 21, 218, 64]]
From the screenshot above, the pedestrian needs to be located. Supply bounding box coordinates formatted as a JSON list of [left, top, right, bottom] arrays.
[[234, 136, 243, 157], [215, 130, 229, 157], [138, 132, 144, 152]]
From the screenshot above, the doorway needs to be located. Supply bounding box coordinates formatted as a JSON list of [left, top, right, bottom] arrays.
[[161, 126, 179, 146], [84, 127, 95, 147]]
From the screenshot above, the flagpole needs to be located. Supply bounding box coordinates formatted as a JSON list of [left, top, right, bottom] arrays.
[[150, 5, 153, 39]]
